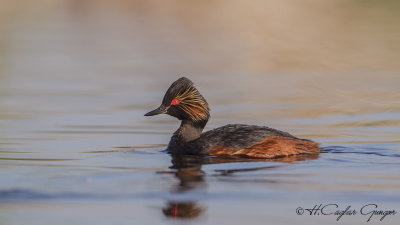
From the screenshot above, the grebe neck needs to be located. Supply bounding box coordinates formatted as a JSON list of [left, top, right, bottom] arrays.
[[176, 120, 206, 142], [168, 119, 207, 152]]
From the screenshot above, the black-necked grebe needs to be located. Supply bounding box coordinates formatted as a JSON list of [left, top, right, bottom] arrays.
[[145, 77, 320, 159]]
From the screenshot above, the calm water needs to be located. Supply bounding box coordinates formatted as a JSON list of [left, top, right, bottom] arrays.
[[1, 1, 400, 225]]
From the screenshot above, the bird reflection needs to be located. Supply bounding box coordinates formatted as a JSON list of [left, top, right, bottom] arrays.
[[161, 153, 319, 219], [162, 154, 206, 219]]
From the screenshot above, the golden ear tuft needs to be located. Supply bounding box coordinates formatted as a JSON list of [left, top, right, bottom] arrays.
[[175, 86, 209, 122]]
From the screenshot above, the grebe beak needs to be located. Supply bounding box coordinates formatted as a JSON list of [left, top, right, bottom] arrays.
[[144, 105, 168, 116]]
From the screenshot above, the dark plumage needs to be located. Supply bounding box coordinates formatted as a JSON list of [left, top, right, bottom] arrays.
[[145, 77, 320, 159]]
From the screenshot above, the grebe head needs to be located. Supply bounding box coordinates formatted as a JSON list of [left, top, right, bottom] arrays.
[[144, 77, 210, 127]]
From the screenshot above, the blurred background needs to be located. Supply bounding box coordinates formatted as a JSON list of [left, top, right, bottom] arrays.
[[0, 1, 399, 225]]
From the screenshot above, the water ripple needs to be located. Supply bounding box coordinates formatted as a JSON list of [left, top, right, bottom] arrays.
[[322, 146, 400, 158]]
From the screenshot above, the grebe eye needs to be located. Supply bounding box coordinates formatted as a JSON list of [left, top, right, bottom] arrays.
[[171, 99, 179, 105]]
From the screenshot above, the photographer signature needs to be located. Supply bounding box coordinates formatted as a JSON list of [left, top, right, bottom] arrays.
[[296, 204, 397, 222]]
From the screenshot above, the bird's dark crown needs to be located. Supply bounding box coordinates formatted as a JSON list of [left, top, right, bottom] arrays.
[[145, 77, 210, 128]]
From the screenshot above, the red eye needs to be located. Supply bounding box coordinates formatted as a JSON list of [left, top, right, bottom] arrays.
[[171, 99, 179, 105]]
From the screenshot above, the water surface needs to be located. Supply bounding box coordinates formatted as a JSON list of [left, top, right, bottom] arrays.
[[1, 1, 400, 225]]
